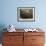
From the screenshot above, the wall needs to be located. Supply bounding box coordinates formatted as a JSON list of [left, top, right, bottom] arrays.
[[0, 0, 46, 29]]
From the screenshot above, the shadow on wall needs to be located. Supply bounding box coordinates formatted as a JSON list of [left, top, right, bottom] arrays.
[[0, 24, 7, 43]]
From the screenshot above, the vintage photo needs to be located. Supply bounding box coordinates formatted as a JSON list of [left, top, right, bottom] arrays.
[[17, 7, 35, 22]]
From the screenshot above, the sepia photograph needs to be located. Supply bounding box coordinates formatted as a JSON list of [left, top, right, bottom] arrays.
[[17, 7, 35, 22]]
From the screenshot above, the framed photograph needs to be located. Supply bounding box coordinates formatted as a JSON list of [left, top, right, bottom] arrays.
[[17, 7, 35, 22]]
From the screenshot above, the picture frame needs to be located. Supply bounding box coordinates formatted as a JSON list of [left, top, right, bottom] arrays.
[[17, 7, 35, 22]]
